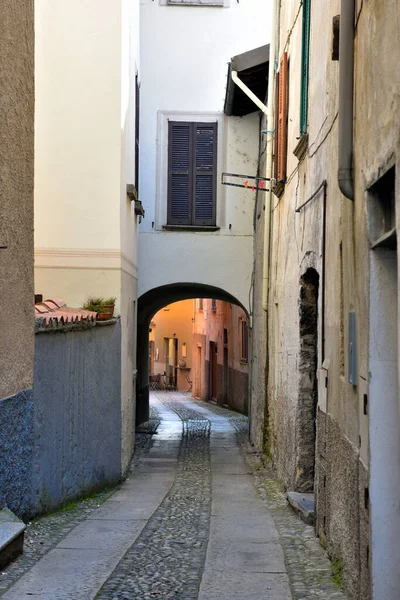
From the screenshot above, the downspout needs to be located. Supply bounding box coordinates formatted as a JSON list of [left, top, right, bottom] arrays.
[[230, 0, 277, 311], [262, 0, 277, 312], [338, 0, 355, 200]]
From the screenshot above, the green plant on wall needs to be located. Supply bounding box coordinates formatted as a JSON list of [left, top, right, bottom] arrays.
[[82, 296, 106, 312]]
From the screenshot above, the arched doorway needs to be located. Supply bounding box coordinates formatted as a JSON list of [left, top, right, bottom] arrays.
[[137, 283, 248, 424], [295, 268, 319, 492]]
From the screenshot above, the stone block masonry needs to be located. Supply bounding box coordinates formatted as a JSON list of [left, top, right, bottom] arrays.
[[0, 391, 34, 517]]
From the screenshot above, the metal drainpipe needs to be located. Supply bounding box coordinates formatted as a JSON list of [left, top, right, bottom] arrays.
[[230, 0, 277, 312], [261, 0, 277, 313], [338, 0, 355, 200]]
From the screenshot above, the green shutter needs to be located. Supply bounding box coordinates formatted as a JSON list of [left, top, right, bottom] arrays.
[[300, 0, 311, 135]]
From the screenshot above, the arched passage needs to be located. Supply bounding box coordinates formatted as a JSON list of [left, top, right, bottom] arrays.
[[136, 283, 248, 424]]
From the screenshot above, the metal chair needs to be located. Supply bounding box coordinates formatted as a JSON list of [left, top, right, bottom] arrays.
[[149, 374, 161, 390]]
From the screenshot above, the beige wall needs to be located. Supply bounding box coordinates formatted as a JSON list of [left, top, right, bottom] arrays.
[[193, 300, 248, 409], [34, 0, 140, 475], [151, 300, 194, 391], [0, 0, 35, 398]]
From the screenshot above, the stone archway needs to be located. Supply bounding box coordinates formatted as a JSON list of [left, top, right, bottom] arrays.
[[295, 268, 319, 492], [136, 283, 248, 424]]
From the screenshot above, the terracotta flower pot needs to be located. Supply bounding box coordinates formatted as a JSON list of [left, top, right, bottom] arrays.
[[97, 304, 114, 321]]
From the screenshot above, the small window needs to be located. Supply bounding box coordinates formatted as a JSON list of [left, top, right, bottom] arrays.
[[211, 299, 217, 313], [198, 298, 203, 311], [368, 166, 396, 249], [241, 320, 249, 363], [168, 121, 217, 226]]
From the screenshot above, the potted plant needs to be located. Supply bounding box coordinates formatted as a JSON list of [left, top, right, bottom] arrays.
[[101, 297, 116, 321], [82, 296, 116, 321]]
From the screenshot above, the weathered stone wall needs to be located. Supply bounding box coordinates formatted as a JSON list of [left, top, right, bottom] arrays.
[[0, 0, 35, 399], [0, 391, 34, 517], [295, 269, 319, 492], [248, 0, 400, 596]]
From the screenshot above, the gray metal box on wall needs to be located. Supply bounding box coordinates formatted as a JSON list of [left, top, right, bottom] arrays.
[[348, 311, 357, 385]]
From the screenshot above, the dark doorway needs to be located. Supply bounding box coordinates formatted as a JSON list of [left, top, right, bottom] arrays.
[[295, 268, 319, 492], [210, 342, 218, 401], [223, 342, 229, 403]]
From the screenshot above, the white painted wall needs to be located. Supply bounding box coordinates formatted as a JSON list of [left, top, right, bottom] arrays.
[[369, 249, 400, 599], [34, 0, 141, 475], [139, 0, 271, 310]]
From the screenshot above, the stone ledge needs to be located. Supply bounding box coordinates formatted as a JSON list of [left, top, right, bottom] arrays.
[[35, 315, 120, 334], [287, 491, 315, 525], [0, 509, 25, 569]]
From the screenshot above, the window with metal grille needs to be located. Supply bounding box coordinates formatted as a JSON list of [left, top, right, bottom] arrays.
[[211, 299, 217, 313], [300, 0, 311, 135], [241, 320, 249, 362], [167, 121, 217, 226]]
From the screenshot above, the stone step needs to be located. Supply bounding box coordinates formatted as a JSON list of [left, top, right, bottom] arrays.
[[286, 492, 315, 526], [0, 508, 26, 569]]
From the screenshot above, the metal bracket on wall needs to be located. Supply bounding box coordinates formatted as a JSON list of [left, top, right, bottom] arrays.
[[348, 311, 357, 386], [221, 172, 270, 192]]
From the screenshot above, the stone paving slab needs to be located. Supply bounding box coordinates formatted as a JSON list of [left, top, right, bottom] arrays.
[[192, 398, 349, 600], [2, 547, 131, 600], [192, 399, 291, 600], [1, 394, 350, 599]]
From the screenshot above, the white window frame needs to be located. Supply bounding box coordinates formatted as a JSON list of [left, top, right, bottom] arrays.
[[161, 0, 229, 6], [155, 110, 226, 230]]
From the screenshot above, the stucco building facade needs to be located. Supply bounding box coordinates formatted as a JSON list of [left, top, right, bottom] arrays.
[[34, 0, 142, 474], [193, 299, 249, 414], [136, 0, 271, 421], [0, 1, 35, 513], [150, 300, 194, 392], [244, 1, 400, 598]]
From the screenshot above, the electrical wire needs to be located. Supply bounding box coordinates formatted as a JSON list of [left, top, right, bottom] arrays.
[[283, 0, 303, 53]]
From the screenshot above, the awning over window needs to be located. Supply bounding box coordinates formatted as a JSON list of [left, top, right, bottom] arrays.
[[224, 44, 270, 117]]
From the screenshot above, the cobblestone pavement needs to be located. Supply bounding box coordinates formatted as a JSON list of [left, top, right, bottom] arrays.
[[1, 395, 348, 599], [96, 395, 211, 600], [191, 399, 348, 600], [0, 407, 161, 596]]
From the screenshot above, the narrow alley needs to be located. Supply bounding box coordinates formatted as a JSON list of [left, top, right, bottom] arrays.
[[0, 394, 347, 600]]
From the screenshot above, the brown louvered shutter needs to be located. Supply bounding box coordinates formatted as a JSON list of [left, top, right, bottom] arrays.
[[274, 71, 280, 183], [194, 123, 217, 226], [168, 122, 192, 225], [276, 53, 288, 183]]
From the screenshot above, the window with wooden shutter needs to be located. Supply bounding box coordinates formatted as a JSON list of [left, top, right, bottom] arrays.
[[167, 121, 217, 226], [300, 0, 311, 135], [276, 53, 288, 184]]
